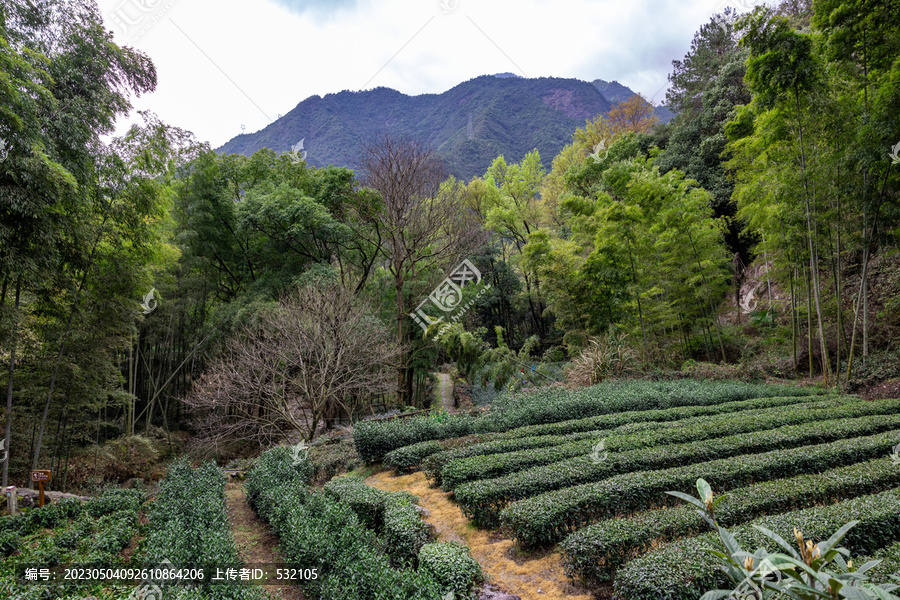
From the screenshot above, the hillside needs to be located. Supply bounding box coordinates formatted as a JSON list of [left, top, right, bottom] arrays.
[[216, 74, 674, 180]]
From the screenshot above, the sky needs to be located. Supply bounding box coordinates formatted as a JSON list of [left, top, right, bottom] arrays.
[[96, 0, 760, 149]]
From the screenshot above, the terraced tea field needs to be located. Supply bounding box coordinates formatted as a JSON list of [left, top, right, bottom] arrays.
[[355, 380, 900, 598]]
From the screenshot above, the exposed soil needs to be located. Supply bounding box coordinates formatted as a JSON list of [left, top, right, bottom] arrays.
[[860, 377, 900, 400], [225, 481, 305, 600], [366, 470, 592, 600]]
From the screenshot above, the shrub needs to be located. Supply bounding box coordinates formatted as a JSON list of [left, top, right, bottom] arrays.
[[418, 541, 484, 600], [614, 483, 900, 600], [383, 495, 431, 568], [355, 380, 819, 463], [324, 476, 393, 530], [440, 396, 890, 490], [560, 456, 900, 585], [420, 393, 818, 483], [142, 460, 266, 600], [499, 426, 900, 546], [458, 413, 900, 528], [564, 332, 637, 386], [246, 449, 446, 600]]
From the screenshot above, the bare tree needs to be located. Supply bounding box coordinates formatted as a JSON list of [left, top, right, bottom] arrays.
[[357, 133, 482, 407], [182, 283, 399, 449]]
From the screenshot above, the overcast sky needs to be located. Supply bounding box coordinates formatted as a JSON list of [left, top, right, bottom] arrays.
[[96, 0, 755, 149]]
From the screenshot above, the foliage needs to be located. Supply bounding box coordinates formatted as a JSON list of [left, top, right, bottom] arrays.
[[0, 487, 145, 598], [440, 396, 892, 492], [246, 448, 449, 599], [560, 456, 900, 585], [564, 331, 637, 386], [417, 542, 484, 600], [140, 460, 266, 600], [353, 380, 816, 463], [498, 423, 900, 546], [614, 480, 900, 600]]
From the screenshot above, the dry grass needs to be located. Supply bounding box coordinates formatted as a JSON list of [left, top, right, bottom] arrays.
[[366, 471, 593, 600]]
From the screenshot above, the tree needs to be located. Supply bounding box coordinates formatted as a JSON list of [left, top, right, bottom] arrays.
[[607, 94, 659, 136], [357, 134, 481, 408], [183, 283, 399, 449]]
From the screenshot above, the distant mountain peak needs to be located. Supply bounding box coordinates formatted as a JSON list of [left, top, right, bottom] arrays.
[[217, 76, 674, 180]]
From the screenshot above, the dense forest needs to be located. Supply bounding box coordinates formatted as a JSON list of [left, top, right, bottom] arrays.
[[1, 0, 899, 493]]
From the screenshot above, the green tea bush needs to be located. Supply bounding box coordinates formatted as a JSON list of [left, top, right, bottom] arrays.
[[418, 542, 483, 600], [141, 460, 266, 600], [246, 448, 447, 599], [440, 396, 889, 490], [383, 495, 431, 568], [355, 380, 819, 463], [615, 486, 900, 600], [458, 415, 900, 528], [560, 456, 900, 585], [419, 394, 818, 482], [323, 475, 431, 566], [498, 427, 900, 546], [324, 476, 393, 530]]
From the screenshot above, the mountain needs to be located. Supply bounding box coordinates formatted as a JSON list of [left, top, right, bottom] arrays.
[[591, 79, 677, 123], [217, 74, 675, 181]]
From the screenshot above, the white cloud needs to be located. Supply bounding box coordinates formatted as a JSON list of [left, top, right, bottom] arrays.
[[98, 0, 737, 148]]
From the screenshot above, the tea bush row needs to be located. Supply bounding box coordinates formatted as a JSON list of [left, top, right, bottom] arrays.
[[386, 394, 813, 473], [455, 413, 900, 527], [560, 456, 900, 585], [323, 476, 429, 567], [440, 396, 885, 490], [246, 448, 481, 599], [142, 460, 265, 600], [614, 487, 900, 600], [498, 427, 900, 547], [355, 380, 818, 463]]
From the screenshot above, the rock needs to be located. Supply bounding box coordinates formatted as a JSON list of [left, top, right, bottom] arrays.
[[121, 478, 143, 489], [413, 504, 430, 517], [478, 584, 521, 600]]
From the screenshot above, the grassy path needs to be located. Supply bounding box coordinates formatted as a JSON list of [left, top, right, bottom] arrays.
[[226, 481, 306, 600], [366, 470, 592, 600]]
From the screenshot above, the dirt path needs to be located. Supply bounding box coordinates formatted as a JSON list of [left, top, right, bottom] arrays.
[[365, 471, 592, 600], [436, 372, 455, 411], [226, 481, 305, 600]]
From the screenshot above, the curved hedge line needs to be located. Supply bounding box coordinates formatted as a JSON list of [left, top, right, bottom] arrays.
[[417, 542, 483, 600], [247, 448, 478, 600], [323, 476, 430, 567], [440, 396, 886, 490], [560, 456, 900, 585], [614, 487, 900, 600], [388, 394, 814, 475], [355, 380, 818, 463], [456, 413, 900, 528], [498, 426, 900, 547]]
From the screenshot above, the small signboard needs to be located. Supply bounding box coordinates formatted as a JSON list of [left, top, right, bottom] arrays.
[[31, 470, 51, 483], [30, 470, 51, 507]]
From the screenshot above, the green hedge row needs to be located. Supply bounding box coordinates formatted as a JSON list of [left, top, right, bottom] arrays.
[[247, 447, 477, 599], [560, 456, 900, 585], [498, 426, 900, 547], [614, 487, 900, 600], [143, 460, 265, 600], [866, 541, 900, 582], [418, 541, 484, 600], [323, 476, 430, 567], [356, 380, 818, 463], [440, 396, 886, 490], [456, 412, 900, 528], [388, 394, 814, 474]]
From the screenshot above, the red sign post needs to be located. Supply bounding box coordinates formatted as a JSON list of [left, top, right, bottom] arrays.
[[31, 470, 51, 507]]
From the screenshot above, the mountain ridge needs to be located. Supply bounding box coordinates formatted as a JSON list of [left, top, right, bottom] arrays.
[[216, 74, 674, 180]]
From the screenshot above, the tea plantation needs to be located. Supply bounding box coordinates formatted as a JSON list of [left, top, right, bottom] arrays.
[[354, 379, 900, 598]]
